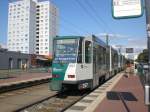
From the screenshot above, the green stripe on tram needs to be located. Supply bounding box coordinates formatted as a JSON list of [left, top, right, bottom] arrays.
[[50, 63, 68, 91]]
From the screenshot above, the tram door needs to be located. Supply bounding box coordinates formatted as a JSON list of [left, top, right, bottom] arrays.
[[76, 39, 92, 82], [82, 39, 92, 82]]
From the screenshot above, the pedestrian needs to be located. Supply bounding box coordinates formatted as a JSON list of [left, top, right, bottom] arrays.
[[125, 64, 131, 78], [22, 64, 24, 70], [24, 63, 27, 71]]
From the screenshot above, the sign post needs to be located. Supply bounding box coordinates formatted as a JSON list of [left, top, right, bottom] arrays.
[[126, 48, 134, 53], [145, 0, 150, 110], [112, 0, 150, 109]]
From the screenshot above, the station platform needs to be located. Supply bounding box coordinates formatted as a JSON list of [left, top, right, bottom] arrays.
[[65, 72, 148, 112], [0, 73, 51, 93]]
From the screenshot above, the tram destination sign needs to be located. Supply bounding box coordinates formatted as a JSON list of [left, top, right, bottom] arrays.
[[126, 48, 134, 53], [112, 0, 143, 19]]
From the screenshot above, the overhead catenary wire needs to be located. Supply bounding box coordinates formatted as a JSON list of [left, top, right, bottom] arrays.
[[76, 0, 125, 43], [84, 0, 121, 43], [75, 0, 106, 33], [51, 0, 92, 36], [85, 0, 115, 34], [60, 23, 81, 36], [53, 0, 119, 39], [61, 16, 91, 35]]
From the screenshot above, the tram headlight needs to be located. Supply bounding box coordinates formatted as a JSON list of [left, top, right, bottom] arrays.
[[68, 75, 75, 78]]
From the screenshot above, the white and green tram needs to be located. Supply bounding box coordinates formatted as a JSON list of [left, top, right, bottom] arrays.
[[50, 35, 121, 91]]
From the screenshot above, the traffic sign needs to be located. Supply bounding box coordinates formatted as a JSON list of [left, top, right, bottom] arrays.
[[112, 0, 143, 19], [126, 48, 133, 53]]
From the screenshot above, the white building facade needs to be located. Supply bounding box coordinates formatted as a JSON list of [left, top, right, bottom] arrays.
[[36, 0, 59, 55], [7, 0, 58, 55]]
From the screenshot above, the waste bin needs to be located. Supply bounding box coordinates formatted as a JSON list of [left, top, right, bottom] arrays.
[[145, 85, 150, 105]]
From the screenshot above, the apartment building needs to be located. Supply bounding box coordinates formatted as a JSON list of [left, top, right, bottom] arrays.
[[7, 0, 59, 55], [36, 0, 59, 55]]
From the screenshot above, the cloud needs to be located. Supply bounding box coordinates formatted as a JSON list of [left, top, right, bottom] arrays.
[[98, 33, 130, 40], [126, 38, 147, 49], [95, 33, 146, 59], [110, 36, 146, 58]]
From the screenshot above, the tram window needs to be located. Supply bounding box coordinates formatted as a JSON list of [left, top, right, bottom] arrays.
[[85, 41, 92, 63]]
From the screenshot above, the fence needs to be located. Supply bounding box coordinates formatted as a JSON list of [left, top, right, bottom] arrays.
[[0, 67, 51, 79]]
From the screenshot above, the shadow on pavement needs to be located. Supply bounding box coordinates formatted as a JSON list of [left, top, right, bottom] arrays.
[[107, 91, 137, 101], [107, 91, 138, 112]]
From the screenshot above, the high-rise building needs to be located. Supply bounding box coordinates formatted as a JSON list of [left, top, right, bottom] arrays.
[[7, 0, 36, 54], [7, 0, 59, 55], [36, 0, 59, 55]]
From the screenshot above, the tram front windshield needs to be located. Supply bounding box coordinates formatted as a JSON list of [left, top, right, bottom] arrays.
[[53, 39, 79, 63]]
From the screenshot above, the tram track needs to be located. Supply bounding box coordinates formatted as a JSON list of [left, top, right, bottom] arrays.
[[0, 83, 57, 112], [18, 75, 115, 112], [19, 89, 90, 112], [0, 73, 123, 112], [0, 83, 49, 99], [0, 77, 50, 94]]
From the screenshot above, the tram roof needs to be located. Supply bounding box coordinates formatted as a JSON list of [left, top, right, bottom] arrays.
[[92, 35, 107, 48], [54, 36, 84, 39], [54, 35, 107, 48]]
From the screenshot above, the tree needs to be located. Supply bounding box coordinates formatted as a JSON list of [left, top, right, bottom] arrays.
[[137, 49, 148, 63]]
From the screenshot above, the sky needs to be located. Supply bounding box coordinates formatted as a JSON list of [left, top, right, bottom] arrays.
[[0, 0, 147, 55]]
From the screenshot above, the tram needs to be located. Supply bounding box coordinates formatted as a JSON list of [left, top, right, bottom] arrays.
[[50, 35, 124, 91]]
